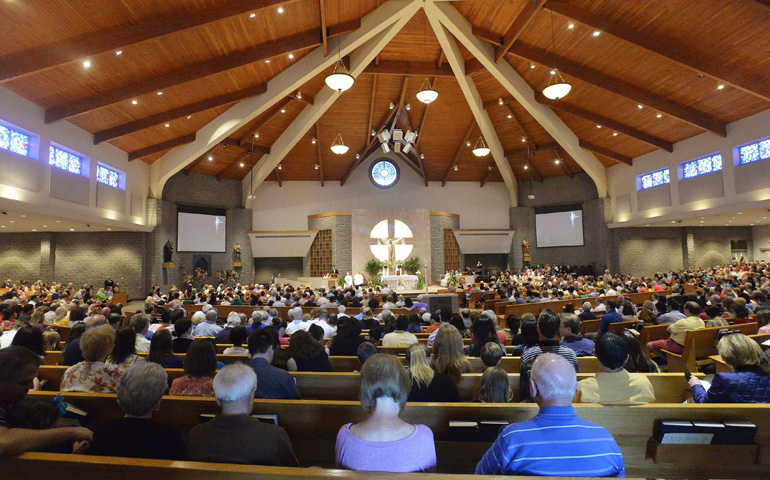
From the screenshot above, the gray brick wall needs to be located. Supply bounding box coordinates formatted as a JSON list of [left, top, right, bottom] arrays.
[[0, 233, 52, 282], [430, 215, 459, 281], [307, 214, 352, 276], [612, 227, 684, 276]]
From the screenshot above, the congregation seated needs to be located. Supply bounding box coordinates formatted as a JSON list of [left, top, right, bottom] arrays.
[[288, 330, 331, 372], [169, 339, 216, 397], [105, 326, 142, 369], [405, 344, 459, 403], [688, 333, 770, 403], [247, 330, 300, 399], [171, 317, 194, 353], [465, 312, 505, 357], [335, 354, 436, 473], [559, 312, 594, 357], [88, 362, 184, 459], [61, 325, 124, 394], [521, 310, 579, 372], [647, 301, 705, 358], [222, 327, 248, 355], [474, 366, 512, 403], [621, 330, 659, 373], [382, 315, 418, 347], [575, 333, 655, 405], [476, 354, 625, 477], [147, 329, 183, 369], [185, 364, 299, 466], [430, 325, 470, 383]]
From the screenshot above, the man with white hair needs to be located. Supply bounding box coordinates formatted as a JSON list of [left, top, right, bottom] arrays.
[[185, 364, 298, 466], [285, 307, 308, 334], [337, 305, 349, 319], [195, 309, 222, 337], [215, 312, 242, 344], [247, 309, 268, 333], [476, 354, 624, 477]]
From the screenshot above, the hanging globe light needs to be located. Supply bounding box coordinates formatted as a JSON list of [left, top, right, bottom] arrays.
[[472, 136, 491, 157], [325, 59, 354, 92], [416, 77, 439, 104], [542, 69, 572, 100], [330, 133, 349, 155]]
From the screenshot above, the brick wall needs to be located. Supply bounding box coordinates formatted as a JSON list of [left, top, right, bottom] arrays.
[[430, 214, 460, 281], [307, 214, 352, 276]]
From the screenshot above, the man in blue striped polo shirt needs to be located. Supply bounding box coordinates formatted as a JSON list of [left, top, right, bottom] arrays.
[[476, 353, 625, 477]]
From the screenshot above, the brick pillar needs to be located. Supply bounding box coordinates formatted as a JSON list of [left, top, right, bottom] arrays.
[[39, 233, 55, 281]]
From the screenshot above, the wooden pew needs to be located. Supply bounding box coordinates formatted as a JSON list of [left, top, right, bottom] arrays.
[[326, 355, 599, 374], [38, 366, 191, 391], [43, 351, 250, 367], [663, 323, 758, 372], [640, 324, 670, 357], [437, 289, 466, 305], [503, 292, 670, 321], [181, 304, 411, 321], [48, 324, 71, 342], [608, 320, 638, 334], [2, 453, 643, 480], [25, 391, 770, 478]]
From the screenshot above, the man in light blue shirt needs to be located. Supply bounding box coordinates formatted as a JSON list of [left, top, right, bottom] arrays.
[[476, 354, 624, 477], [657, 298, 686, 325], [195, 309, 222, 337]]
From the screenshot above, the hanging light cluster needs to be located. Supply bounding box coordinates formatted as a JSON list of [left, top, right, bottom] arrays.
[[330, 133, 349, 155], [416, 77, 439, 104], [325, 59, 354, 92], [472, 136, 491, 157]]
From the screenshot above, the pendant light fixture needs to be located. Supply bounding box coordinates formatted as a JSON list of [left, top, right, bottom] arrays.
[[416, 20, 438, 104], [330, 132, 349, 155], [542, 11, 572, 101], [325, 59, 354, 92], [472, 136, 491, 157], [416, 78, 439, 104]]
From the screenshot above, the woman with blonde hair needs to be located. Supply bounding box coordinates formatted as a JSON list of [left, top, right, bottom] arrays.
[[335, 354, 436, 472], [430, 325, 471, 383], [61, 325, 124, 393], [42, 330, 61, 352], [689, 333, 770, 403], [474, 367, 513, 403], [53, 306, 70, 327], [406, 344, 460, 402]]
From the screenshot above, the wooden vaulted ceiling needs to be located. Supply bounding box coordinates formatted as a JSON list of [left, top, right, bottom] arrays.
[[1, 0, 770, 184]]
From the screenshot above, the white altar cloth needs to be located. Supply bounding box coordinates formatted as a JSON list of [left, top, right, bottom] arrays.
[[382, 275, 419, 290]]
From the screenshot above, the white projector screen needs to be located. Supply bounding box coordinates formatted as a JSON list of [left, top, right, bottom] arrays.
[[177, 212, 226, 252], [535, 210, 584, 247]]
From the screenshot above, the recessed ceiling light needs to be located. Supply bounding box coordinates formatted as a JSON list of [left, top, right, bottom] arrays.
[[32, 229, 36, 232], [613, 132, 618, 136], [249, 12, 256, 18], [131, 99, 138, 105], [530, 61, 535, 69], [164, 123, 170, 127], [550, 69, 556, 75], [280, 109, 285, 113], [656, 113, 662, 118], [596, 125, 601, 129], [187, 115, 192, 119], [277, 6, 284, 13], [454, 165, 459, 171], [645, 224, 650, 227], [265, 60, 271, 64], [56, 220, 61, 223], [466, 141, 471, 147], [671, 221, 676, 224], [637, 104, 643, 109], [738, 212, 742, 214], [555, 159, 560, 164], [9, 221, 14, 223], [717, 83, 725, 90], [115, 50, 123, 56], [20, 215, 26, 218], [240, 163, 244, 167], [107, 228, 111, 231], [288, 53, 294, 59], [568, 21, 575, 29], [524, 165, 528, 170], [42, 225, 47, 228], [592, 30, 600, 37], [208, 156, 213, 161], [69, 228, 74, 231], [157, 91, 163, 95], [83, 60, 91, 68], [507, 114, 512, 119], [1, 226, 5, 228]]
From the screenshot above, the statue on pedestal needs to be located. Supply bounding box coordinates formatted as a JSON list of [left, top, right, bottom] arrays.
[[233, 242, 242, 262], [522, 239, 531, 267], [163, 240, 174, 264]]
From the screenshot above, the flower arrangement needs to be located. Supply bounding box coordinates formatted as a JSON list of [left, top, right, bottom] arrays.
[[181, 271, 194, 284]]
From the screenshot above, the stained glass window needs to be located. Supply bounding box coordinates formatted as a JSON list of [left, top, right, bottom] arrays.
[[48, 146, 82, 174], [682, 153, 722, 179], [96, 165, 120, 188], [739, 138, 770, 165], [0, 124, 30, 156], [638, 168, 670, 190]]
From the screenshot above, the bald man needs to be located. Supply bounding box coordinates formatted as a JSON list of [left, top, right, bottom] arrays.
[[476, 354, 625, 477]]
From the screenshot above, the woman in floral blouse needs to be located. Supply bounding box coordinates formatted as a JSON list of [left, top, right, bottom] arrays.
[[61, 324, 124, 393], [169, 339, 217, 396]]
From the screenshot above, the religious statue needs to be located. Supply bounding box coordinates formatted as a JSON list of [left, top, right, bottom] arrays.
[[233, 242, 242, 262], [163, 240, 174, 263], [522, 239, 531, 267], [384, 237, 403, 276]]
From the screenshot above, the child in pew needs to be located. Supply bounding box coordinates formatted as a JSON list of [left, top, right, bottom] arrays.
[[405, 344, 460, 402], [480, 342, 503, 368], [474, 367, 513, 403], [222, 327, 249, 355]]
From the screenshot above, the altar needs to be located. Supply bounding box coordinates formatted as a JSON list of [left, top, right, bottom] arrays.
[[382, 274, 419, 290]]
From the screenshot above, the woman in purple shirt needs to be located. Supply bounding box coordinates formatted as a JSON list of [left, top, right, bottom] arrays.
[[335, 354, 436, 472]]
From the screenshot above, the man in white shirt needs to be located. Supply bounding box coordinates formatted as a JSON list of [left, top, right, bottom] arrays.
[[337, 305, 349, 319], [382, 316, 419, 347], [131, 315, 151, 353], [311, 312, 336, 339], [285, 307, 308, 334], [353, 272, 364, 288], [591, 298, 607, 313], [344, 272, 354, 289]]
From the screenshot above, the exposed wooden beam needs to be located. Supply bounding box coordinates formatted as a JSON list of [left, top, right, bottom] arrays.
[[505, 104, 538, 149], [238, 98, 294, 147], [546, 0, 770, 102], [483, 95, 515, 111], [481, 166, 497, 187], [442, 120, 476, 186], [495, 0, 549, 63], [464, 58, 485, 75], [362, 60, 455, 77], [396, 111, 427, 186], [396, 152, 424, 177], [504, 142, 557, 158], [397, 77, 410, 109], [521, 149, 543, 183], [472, 26, 502, 46], [364, 75, 378, 151], [553, 148, 572, 178], [93, 84, 267, 144], [414, 78, 436, 148], [184, 155, 206, 175], [579, 139, 633, 166], [45, 24, 359, 123], [128, 133, 196, 161], [507, 43, 727, 137], [437, 51, 446, 68], [534, 92, 673, 152], [0, 0, 303, 83], [215, 152, 251, 180], [315, 123, 324, 187], [319, 0, 328, 56], [341, 103, 399, 187], [289, 91, 313, 105], [755, 0, 770, 7]]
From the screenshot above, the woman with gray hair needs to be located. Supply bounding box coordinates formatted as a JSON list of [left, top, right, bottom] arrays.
[[88, 362, 184, 459]]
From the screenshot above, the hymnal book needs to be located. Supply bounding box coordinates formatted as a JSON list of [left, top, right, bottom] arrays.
[[449, 421, 478, 442], [479, 420, 508, 442], [198, 413, 278, 425], [718, 420, 758, 445]]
